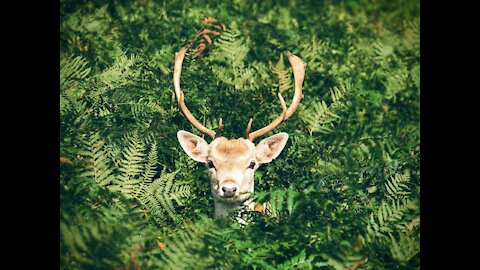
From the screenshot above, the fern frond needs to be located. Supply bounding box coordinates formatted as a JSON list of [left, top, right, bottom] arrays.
[[276, 249, 314, 270], [129, 98, 167, 119], [385, 171, 411, 201], [149, 46, 174, 75], [398, 217, 420, 233], [156, 172, 176, 219], [382, 66, 409, 101], [300, 100, 339, 135], [116, 132, 146, 197], [254, 188, 299, 218], [236, 66, 261, 91], [169, 184, 191, 206], [208, 26, 248, 68], [130, 142, 158, 199], [60, 54, 91, 115], [60, 54, 91, 93], [95, 45, 142, 91], [137, 170, 190, 222], [271, 53, 293, 95], [298, 36, 330, 72], [300, 80, 352, 135], [142, 142, 158, 184], [373, 40, 395, 62], [372, 34, 401, 63], [330, 80, 352, 103], [160, 216, 219, 268], [388, 232, 420, 263], [367, 198, 410, 240], [206, 25, 252, 90], [60, 93, 71, 115], [79, 132, 116, 186], [60, 215, 131, 269]]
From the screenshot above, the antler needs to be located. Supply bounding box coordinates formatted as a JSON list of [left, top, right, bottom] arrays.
[[246, 51, 306, 141], [174, 45, 222, 139]]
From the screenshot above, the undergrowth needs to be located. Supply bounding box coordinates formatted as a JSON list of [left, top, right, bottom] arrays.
[[60, 0, 420, 269]]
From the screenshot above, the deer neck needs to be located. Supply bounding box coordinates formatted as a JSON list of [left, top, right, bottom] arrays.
[[213, 183, 255, 218], [214, 198, 255, 218]]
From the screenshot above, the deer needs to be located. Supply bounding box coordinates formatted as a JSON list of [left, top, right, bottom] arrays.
[[174, 44, 306, 218]]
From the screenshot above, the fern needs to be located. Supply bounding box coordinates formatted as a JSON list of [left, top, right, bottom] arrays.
[[160, 216, 219, 269], [78, 132, 116, 187], [300, 81, 351, 135], [137, 169, 190, 222], [60, 54, 91, 116], [330, 81, 351, 103], [114, 132, 146, 197], [208, 25, 248, 69], [388, 232, 420, 263], [94, 45, 142, 92], [83, 133, 191, 223], [149, 45, 174, 75], [130, 141, 158, 199], [300, 99, 340, 135], [298, 37, 330, 72], [275, 250, 315, 270], [60, 54, 91, 93], [207, 25, 247, 87], [373, 40, 395, 63], [205, 24, 268, 92], [367, 199, 409, 239], [382, 66, 409, 101], [318, 252, 368, 270], [385, 171, 411, 201], [129, 98, 167, 119], [366, 170, 414, 241], [60, 1, 421, 269], [271, 53, 293, 95], [372, 34, 400, 63], [60, 214, 132, 269], [254, 188, 299, 218], [399, 217, 420, 233], [169, 184, 191, 206]]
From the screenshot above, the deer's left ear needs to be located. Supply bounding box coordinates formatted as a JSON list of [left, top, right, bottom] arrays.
[[255, 133, 289, 164]]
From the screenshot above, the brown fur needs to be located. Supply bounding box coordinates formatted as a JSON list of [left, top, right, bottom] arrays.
[[215, 138, 249, 156]]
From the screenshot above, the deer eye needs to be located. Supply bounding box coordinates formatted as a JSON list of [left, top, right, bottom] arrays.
[[207, 160, 215, 169], [248, 161, 256, 169]]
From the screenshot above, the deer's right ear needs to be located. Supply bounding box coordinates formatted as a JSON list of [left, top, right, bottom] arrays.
[[177, 130, 209, 163]]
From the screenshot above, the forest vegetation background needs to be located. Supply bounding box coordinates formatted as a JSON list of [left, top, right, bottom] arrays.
[[60, 0, 420, 269]]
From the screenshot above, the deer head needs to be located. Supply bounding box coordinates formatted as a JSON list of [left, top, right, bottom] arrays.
[[174, 45, 306, 218]]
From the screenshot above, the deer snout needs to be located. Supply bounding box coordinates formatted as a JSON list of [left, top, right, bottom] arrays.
[[219, 179, 238, 198], [221, 186, 237, 198]]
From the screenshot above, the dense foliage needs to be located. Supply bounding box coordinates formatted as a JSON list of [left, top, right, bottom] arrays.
[[60, 0, 420, 269]]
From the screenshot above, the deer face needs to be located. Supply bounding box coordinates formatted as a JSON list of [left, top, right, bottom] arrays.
[[177, 131, 288, 203], [173, 44, 305, 217]]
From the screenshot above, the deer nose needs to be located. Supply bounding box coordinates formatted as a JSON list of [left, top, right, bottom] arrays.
[[222, 186, 237, 198]]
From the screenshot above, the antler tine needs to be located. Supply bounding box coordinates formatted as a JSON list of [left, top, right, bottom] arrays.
[[246, 51, 306, 141], [215, 118, 223, 138], [247, 94, 287, 141], [174, 45, 217, 139], [284, 51, 306, 120], [244, 118, 253, 139]]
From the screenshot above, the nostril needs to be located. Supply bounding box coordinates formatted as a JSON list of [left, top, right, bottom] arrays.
[[222, 187, 237, 192], [221, 186, 237, 197]]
